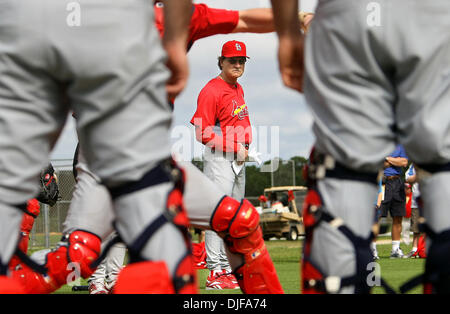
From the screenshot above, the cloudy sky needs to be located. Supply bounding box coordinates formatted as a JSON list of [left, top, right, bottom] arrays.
[[51, 0, 318, 163]]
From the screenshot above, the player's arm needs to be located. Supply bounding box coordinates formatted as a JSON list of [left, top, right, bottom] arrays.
[[270, 0, 305, 92], [195, 126, 248, 164], [405, 164, 417, 184], [194, 125, 242, 153], [233, 8, 313, 34], [385, 157, 408, 168], [376, 190, 383, 207], [161, 0, 192, 100], [233, 8, 275, 33], [406, 173, 417, 184]]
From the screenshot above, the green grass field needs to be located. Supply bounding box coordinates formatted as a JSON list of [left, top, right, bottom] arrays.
[[31, 235, 424, 294]]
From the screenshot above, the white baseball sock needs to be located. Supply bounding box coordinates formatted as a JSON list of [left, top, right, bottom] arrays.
[[392, 240, 400, 252], [370, 241, 378, 255]]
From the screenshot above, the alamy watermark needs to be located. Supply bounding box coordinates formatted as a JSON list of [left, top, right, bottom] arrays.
[[366, 262, 382, 287], [66, 2, 81, 27], [171, 121, 281, 172], [66, 262, 82, 287], [366, 2, 381, 27]]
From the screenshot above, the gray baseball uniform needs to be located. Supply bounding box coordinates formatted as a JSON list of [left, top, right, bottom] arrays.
[[88, 232, 126, 292], [0, 0, 181, 277], [303, 0, 450, 293]]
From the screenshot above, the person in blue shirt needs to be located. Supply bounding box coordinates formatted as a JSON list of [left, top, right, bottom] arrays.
[[380, 144, 409, 258]]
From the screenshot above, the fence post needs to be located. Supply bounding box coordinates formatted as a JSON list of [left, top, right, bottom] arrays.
[[30, 223, 36, 250], [43, 204, 50, 248]]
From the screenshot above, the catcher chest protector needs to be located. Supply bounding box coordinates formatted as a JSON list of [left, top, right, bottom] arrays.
[[211, 196, 284, 294], [301, 149, 394, 294], [111, 160, 197, 294]]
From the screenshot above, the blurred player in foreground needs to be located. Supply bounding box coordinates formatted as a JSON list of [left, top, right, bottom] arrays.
[[271, 0, 450, 293], [0, 0, 192, 293], [3, 0, 286, 294]]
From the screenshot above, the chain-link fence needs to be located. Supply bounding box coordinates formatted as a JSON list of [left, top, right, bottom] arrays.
[[30, 160, 76, 250], [28, 158, 304, 249], [269, 159, 297, 187]]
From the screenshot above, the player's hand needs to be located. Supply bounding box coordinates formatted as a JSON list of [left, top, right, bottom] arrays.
[[164, 41, 189, 100], [236, 144, 248, 165], [383, 158, 391, 169], [299, 12, 314, 33], [277, 34, 305, 93]]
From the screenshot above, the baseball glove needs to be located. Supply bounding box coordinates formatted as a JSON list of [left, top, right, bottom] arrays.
[[36, 163, 60, 207]]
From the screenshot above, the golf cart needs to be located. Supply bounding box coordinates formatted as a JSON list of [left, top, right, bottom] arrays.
[[257, 186, 306, 241]]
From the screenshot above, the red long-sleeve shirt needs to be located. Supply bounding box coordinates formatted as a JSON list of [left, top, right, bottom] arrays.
[[154, 3, 239, 51], [191, 77, 252, 152]]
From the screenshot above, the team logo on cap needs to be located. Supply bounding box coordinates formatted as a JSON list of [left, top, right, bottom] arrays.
[[235, 43, 242, 51]]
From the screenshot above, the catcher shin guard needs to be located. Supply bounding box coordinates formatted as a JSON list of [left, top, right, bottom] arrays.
[[400, 163, 450, 294], [400, 223, 450, 294], [12, 230, 101, 294], [301, 189, 385, 294], [111, 160, 196, 294], [301, 189, 326, 294], [0, 276, 26, 294], [114, 261, 175, 294], [9, 199, 41, 270], [21, 199, 40, 235], [422, 225, 450, 294], [211, 196, 284, 294], [300, 148, 395, 294], [0, 202, 25, 276]]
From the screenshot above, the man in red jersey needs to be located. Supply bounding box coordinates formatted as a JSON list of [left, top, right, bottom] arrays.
[[191, 40, 254, 290], [87, 2, 312, 293]]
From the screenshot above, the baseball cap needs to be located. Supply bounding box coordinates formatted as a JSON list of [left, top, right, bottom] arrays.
[[221, 40, 249, 58]]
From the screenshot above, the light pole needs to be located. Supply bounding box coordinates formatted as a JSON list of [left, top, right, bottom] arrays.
[[291, 160, 296, 186], [271, 160, 274, 187]]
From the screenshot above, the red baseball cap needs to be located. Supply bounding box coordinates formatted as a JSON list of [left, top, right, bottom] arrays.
[[221, 40, 249, 58]]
